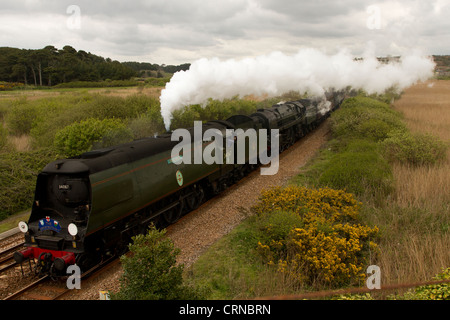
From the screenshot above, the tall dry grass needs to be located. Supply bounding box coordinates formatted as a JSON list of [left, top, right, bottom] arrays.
[[374, 80, 450, 285], [9, 135, 31, 152], [394, 80, 450, 140], [393, 80, 450, 211]]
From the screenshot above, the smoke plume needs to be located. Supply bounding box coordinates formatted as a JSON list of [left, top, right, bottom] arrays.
[[160, 48, 435, 130]]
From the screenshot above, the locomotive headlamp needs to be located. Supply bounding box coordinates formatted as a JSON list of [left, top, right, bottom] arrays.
[[68, 223, 78, 236], [18, 221, 28, 233]]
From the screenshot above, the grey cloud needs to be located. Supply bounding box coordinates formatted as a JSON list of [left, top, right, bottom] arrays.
[[1, 0, 449, 64]]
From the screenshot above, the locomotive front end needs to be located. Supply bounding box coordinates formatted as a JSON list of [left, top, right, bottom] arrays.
[[15, 159, 91, 277]]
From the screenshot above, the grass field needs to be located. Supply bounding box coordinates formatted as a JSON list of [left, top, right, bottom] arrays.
[[375, 80, 450, 285]]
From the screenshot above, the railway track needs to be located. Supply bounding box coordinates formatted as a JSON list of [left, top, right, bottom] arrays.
[[3, 255, 119, 300], [0, 242, 24, 274], [0, 226, 120, 300]]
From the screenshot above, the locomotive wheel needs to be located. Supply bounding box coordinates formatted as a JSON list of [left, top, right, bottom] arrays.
[[185, 185, 204, 211], [162, 200, 184, 224], [76, 253, 98, 271]]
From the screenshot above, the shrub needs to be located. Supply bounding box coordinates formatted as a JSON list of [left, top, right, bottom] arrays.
[[393, 267, 450, 300], [411, 267, 450, 300], [330, 96, 405, 142], [128, 113, 165, 139], [30, 94, 162, 148], [0, 148, 57, 219], [382, 130, 448, 166], [29, 96, 91, 148], [169, 97, 258, 130], [52, 79, 140, 88], [256, 210, 304, 252], [5, 99, 38, 136], [110, 226, 204, 300], [253, 186, 379, 288], [91, 125, 134, 150], [54, 118, 131, 157], [145, 77, 171, 87], [318, 140, 394, 196], [81, 95, 144, 120], [0, 123, 8, 150]]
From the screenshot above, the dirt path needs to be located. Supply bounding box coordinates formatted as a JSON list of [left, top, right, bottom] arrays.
[[64, 119, 331, 300]]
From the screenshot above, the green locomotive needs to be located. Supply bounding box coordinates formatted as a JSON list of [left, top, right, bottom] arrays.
[[14, 94, 344, 277]]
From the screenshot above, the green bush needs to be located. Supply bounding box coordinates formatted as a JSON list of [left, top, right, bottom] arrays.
[[144, 77, 171, 87], [5, 99, 38, 136], [330, 96, 405, 142], [410, 267, 450, 300], [54, 118, 131, 157], [91, 126, 134, 150], [0, 123, 8, 150], [81, 94, 151, 120], [393, 267, 450, 300], [170, 97, 258, 130], [30, 94, 162, 148], [29, 95, 92, 148], [382, 130, 448, 166], [128, 113, 165, 139], [110, 226, 204, 300], [0, 148, 57, 219], [52, 79, 139, 88], [318, 140, 393, 196]]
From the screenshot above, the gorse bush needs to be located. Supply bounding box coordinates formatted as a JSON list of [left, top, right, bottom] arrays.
[[110, 226, 204, 300], [54, 118, 131, 157], [253, 186, 379, 288]]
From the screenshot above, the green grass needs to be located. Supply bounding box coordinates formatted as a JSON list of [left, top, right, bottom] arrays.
[[0, 210, 30, 234], [185, 215, 301, 299]]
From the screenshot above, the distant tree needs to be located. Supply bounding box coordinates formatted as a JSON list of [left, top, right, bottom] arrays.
[[11, 63, 27, 84], [0, 45, 187, 85]]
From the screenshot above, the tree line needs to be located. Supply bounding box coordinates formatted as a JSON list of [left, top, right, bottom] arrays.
[[0, 45, 190, 86]]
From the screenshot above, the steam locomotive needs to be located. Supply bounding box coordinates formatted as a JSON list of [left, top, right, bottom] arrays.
[[14, 91, 345, 278]]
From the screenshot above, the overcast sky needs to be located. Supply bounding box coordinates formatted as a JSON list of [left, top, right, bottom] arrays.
[[1, 0, 449, 65]]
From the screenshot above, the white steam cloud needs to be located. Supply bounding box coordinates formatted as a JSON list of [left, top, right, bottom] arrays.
[[160, 48, 435, 130]]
